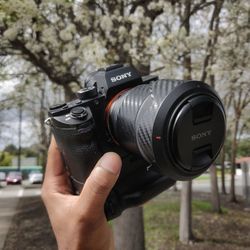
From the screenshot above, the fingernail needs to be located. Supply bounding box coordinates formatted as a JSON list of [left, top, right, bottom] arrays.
[[99, 153, 121, 175]]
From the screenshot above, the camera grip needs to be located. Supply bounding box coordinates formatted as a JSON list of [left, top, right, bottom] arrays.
[[51, 123, 102, 193]]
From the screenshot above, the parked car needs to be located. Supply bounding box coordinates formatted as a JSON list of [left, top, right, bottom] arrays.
[[28, 171, 43, 184], [0, 172, 6, 182], [6, 171, 22, 185]]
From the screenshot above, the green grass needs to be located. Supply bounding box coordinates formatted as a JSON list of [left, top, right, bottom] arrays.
[[146, 200, 180, 213], [144, 197, 230, 249], [195, 172, 230, 181], [192, 200, 228, 213], [145, 199, 227, 215], [144, 201, 179, 249], [192, 200, 212, 212], [196, 175, 210, 181]]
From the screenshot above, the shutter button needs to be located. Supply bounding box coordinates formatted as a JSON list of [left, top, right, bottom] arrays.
[[76, 86, 98, 100], [70, 107, 88, 119]]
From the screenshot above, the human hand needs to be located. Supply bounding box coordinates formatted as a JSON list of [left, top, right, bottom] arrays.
[[42, 137, 122, 250]]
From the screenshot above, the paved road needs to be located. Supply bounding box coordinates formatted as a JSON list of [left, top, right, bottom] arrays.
[[177, 174, 244, 196], [0, 196, 18, 250], [0, 183, 41, 198], [0, 182, 41, 250]]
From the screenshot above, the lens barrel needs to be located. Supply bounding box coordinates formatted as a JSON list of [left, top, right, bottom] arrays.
[[108, 79, 226, 180]]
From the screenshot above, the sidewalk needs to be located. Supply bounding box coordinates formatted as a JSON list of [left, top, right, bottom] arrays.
[[3, 196, 57, 250], [0, 183, 41, 249], [0, 197, 19, 250]]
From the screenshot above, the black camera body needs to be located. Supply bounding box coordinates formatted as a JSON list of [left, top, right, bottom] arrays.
[[46, 64, 226, 220]]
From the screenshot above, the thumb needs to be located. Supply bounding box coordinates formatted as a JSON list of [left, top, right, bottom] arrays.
[[78, 152, 122, 217]]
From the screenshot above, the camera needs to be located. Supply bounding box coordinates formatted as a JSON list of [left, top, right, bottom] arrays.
[[46, 64, 226, 220]]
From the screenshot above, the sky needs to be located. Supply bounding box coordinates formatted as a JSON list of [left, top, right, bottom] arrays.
[[0, 108, 33, 150], [0, 81, 17, 101], [0, 80, 35, 150]]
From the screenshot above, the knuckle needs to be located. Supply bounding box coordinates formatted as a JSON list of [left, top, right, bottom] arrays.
[[77, 212, 103, 230]]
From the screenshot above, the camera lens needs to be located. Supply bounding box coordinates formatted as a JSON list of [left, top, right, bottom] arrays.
[[107, 80, 226, 180]]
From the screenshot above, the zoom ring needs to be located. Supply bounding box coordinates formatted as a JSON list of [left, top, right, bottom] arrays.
[[135, 80, 183, 162]]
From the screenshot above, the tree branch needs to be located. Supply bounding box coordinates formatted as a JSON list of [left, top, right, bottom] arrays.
[[181, 0, 216, 27], [9, 39, 79, 86], [200, 0, 224, 83]]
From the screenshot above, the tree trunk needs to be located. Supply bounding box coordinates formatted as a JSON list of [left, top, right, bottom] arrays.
[[230, 157, 236, 202], [173, 182, 178, 192], [230, 118, 239, 202], [241, 162, 250, 207], [113, 207, 145, 250], [179, 1, 193, 244], [220, 145, 227, 194], [39, 87, 49, 169], [63, 84, 75, 102], [210, 164, 222, 213], [179, 181, 193, 243], [17, 102, 23, 171]]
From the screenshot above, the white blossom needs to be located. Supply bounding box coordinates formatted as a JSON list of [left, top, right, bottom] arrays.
[[100, 16, 113, 33], [114, 10, 120, 16], [62, 50, 77, 63], [69, 81, 80, 92], [59, 29, 73, 42], [123, 43, 130, 51], [135, 6, 145, 19], [147, 1, 165, 11], [40, 26, 59, 50], [3, 27, 19, 41], [118, 26, 127, 36]]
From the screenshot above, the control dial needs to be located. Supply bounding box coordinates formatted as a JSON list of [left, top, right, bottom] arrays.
[[70, 107, 88, 119]]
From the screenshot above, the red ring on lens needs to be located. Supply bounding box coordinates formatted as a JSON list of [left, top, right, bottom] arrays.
[[105, 89, 130, 145]]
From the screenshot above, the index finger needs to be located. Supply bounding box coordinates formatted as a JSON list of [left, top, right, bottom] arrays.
[[45, 137, 66, 179], [43, 137, 71, 194]]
